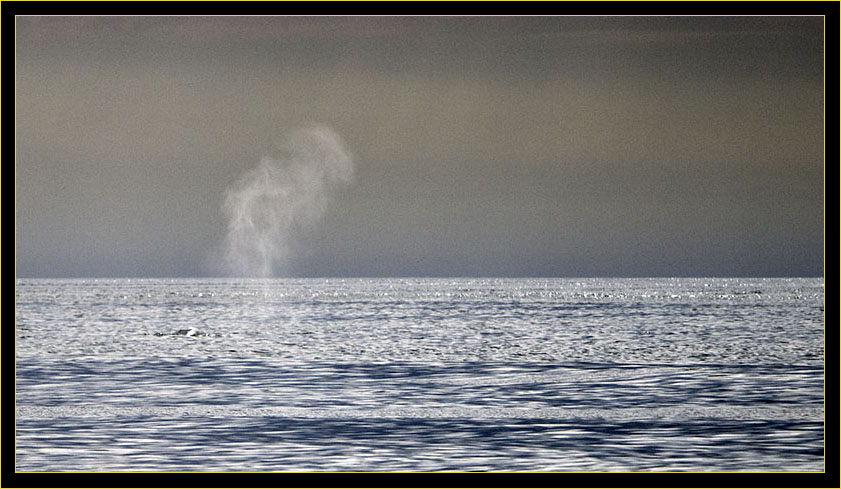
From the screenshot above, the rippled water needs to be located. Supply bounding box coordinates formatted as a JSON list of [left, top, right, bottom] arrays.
[[15, 278, 824, 471]]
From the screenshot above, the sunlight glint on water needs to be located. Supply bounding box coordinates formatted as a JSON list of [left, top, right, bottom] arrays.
[[15, 278, 824, 471]]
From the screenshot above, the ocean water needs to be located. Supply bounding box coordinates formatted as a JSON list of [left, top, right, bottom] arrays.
[[15, 278, 824, 472]]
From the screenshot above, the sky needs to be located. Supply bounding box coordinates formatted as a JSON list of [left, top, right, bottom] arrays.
[[15, 16, 824, 278]]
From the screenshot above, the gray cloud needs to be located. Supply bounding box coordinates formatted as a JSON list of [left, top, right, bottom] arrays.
[[15, 16, 824, 277]]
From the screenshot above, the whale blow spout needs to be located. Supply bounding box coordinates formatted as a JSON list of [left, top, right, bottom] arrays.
[[219, 125, 354, 277]]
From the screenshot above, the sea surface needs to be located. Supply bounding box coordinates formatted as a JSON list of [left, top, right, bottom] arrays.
[[15, 278, 824, 472]]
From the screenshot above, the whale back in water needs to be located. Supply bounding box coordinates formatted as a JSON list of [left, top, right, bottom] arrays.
[[152, 327, 214, 337]]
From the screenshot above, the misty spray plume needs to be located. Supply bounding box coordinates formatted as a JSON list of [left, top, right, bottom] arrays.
[[220, 125, 354, 277]]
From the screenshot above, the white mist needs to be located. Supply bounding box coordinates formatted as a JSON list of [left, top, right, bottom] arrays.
[[219, 125, 354, 277]]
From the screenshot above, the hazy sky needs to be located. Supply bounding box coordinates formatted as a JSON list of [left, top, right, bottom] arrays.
[[15, 16, 824, 277]]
